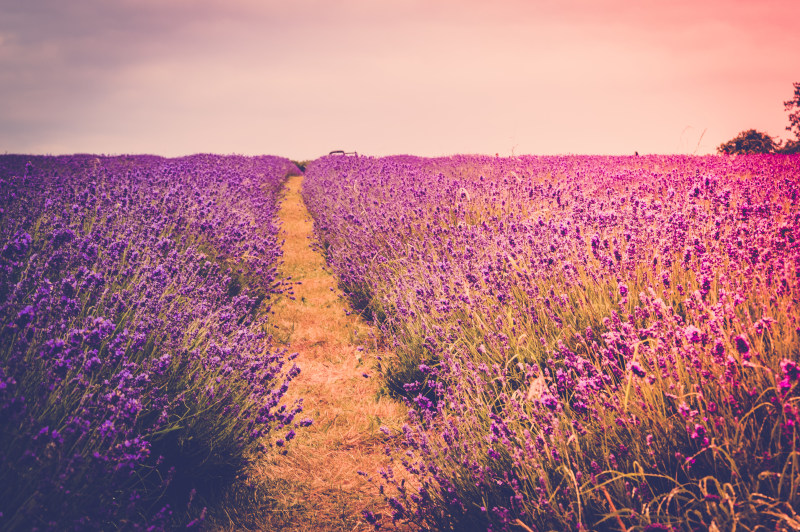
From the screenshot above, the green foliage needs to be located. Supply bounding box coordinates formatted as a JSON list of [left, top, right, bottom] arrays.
[[784, 81, 800, 140], [716, 82, 800, 155], [778, 138, 800, 154], [716, 129, 779, 154]]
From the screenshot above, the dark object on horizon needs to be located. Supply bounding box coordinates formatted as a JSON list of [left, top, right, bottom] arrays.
[[634, 151, 638, 156], [329, 150, 358, 156]]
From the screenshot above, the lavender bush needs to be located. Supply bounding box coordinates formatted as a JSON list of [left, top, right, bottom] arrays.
[[0, 154, 305, 529], [304, 154, 800, 531]]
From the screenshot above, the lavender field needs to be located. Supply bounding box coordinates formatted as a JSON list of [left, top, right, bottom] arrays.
[[0, 154, 305, 529], [304, 154, 800, 531], [2, 152, 799, 531]]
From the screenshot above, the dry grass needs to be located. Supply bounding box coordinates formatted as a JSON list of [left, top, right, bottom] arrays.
[[215, 175, 410, 531]]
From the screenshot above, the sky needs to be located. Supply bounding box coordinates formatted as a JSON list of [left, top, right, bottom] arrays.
[[1, 0, 799, 160]]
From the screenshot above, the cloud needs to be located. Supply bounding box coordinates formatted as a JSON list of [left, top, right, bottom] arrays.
[[1, 0, 798, 157]]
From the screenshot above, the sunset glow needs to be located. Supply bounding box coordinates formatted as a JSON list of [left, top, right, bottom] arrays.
[[1, 0, 798, 158]]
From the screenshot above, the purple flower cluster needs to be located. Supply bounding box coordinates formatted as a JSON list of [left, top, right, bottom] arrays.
[[304, 154, 800, 530], [0, 154, 304, 529]]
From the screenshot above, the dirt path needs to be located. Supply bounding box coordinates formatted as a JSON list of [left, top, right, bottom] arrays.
[[250, 174, 408, 530]]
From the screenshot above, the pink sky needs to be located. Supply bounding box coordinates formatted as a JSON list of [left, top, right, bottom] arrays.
[[1, 0, 798, 160]]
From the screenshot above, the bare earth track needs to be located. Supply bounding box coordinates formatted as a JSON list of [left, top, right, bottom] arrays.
[[248, 175, 409, 530]]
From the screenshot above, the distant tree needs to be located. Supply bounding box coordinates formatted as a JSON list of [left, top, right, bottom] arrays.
[[717, 129, 779, 154], [784, 81, 800, 140], [779, 138, 800, 154]]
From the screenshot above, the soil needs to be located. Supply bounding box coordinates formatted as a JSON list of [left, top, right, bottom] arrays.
[[244, 174, 410, 531]]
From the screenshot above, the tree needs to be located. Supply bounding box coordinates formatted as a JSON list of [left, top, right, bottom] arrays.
[[784, 81, 800, 140], [716, 83, 800, 155], [779, 138, 800, 154], [717, 129, 779, 154]]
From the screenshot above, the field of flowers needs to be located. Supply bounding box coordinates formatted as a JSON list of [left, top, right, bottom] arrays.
[[303, 154, 800, 531], [0, 154, 305, 529]]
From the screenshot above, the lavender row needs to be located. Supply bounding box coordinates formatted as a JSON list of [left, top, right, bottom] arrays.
[[303, 154, 800, 531], [0, 154, 304, 529]]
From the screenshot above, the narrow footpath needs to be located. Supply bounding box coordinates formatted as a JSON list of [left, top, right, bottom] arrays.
[[252, 174, 408, 530]]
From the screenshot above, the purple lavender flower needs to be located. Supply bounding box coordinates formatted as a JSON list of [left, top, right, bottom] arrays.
[[779, 359, 800, 392], [629, 362, 646, 378], [733, 334, 749, 355], [301, 153, 800, 532], [684, 326, 702, 344], [0, 153, 303, 528]]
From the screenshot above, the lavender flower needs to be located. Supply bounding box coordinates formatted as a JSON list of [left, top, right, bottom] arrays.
[[301, 153, 800, 532], [0, 154, 304, 528]]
